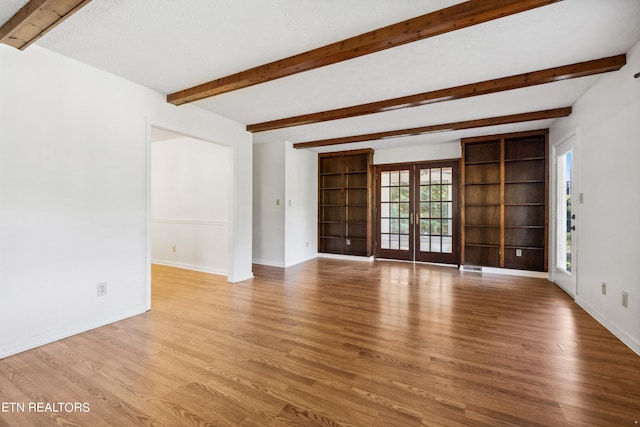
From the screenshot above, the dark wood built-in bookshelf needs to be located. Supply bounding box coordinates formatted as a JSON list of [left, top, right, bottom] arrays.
[[461, 130, 548, 271], [318, 149, 374, 256]]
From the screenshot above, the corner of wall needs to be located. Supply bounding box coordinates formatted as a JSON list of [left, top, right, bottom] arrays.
[[549, 38, 640, 356]]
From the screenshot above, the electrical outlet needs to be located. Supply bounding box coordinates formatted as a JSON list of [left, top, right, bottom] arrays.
[[97, 282, 108, 297], [346, 239, 351, 246], [172, 245, 176, 253], [516, 249, 522, 257], [601, 282, 607, 295], [622, 291, 628, 308], [306, 241, 309, 247]]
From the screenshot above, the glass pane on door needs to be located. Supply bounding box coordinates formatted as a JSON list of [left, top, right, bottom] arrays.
[[556, 150, 572, 272], [419, 167, 453, 254], [377, 161, 458, 264], [380, 170, 411, 251]]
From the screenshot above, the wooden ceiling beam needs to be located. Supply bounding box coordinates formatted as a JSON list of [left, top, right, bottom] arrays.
[[250, 55, 625, 133], [0, 0, 92, 50], [168, 0, 562, 106], [293, 107, 572, 149]]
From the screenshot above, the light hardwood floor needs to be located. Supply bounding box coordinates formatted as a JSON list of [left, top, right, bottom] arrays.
[[1, 259, 638, 426]]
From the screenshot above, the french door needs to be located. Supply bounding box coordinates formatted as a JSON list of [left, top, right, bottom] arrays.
[[376, 161, 459, 264]]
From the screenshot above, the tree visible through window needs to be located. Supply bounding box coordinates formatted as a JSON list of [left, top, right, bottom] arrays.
[[377, 161, 458, 264]]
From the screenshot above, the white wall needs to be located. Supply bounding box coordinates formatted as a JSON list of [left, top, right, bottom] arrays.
[[374, 141, 461, 165], [253, 141, 318, 267], [284, 142, 318, 266], [253, 142, 286, 266], [151, 136, 231, 275], [550, 40, 640, 355], [0, 45, 252, 358]]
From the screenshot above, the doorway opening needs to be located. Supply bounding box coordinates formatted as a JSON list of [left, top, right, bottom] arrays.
[[147, 126, 233, 308]]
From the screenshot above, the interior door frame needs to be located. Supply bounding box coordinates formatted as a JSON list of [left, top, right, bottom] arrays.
[[375, 159, 460, 264], [551, 129, 579, 297]]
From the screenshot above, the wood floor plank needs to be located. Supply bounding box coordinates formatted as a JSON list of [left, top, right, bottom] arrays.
[[270, 403, 347, 427], [271, 384, 379, 427], [1, 259, 639, 426]]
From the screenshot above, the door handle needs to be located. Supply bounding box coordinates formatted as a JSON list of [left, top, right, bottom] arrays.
[[410, 212, 419, 226]]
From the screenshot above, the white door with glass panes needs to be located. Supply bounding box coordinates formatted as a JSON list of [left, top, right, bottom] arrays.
[[376, 161, 459, 264], [552, 133, 578, 296]]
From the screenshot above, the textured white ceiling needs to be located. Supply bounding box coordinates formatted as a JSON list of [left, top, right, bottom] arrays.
[[255, 76, 601, 146], [33, 0, 463, 93], [2, 0, 639, 151], [0, 1, 28, 24]]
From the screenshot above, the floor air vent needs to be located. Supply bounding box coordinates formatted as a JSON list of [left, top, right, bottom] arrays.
[[461, 265, 483, 272]]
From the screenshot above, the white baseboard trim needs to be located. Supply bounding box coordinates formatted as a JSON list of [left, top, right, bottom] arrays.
[[317, 253, 374, 262], [255, 253, 363, 268], [228, 271, 254, 283], [252, 258, 285, 268], [284, 253, 319, 268], [575, 296, 640, 357], [0, 306, 146, 359], [459, 265, 549, 279], [151, 259, 227, 277]]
